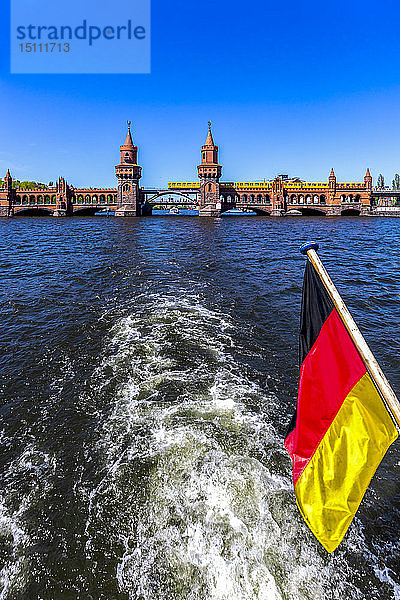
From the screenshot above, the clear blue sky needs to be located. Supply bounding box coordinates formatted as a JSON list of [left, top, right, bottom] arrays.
[[2, 0, 400, 188]]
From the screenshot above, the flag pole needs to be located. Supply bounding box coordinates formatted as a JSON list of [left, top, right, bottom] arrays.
[[300, 242, 400, 430]]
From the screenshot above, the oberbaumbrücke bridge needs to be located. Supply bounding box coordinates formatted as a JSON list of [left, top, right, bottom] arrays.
[[0, 121, 397, 218]]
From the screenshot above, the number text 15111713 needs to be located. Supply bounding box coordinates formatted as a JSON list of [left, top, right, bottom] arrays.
[[19, 43, 70, 52]]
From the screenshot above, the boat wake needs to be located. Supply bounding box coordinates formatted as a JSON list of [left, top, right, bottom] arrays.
[[80, 295, 394, 600], [0, 293, 399, 599]]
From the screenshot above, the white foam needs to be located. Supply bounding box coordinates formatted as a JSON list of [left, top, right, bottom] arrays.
[[79, 295, 398, 600], [0, 445, 56, 599]]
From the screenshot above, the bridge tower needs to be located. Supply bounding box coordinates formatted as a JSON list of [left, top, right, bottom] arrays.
[[115, 121, 142, 217], [53, 176, 70, 216], [363, 168, 373, 212], [271, 177, 285, 215], [197, 122, 222, 217], [0, 169, 14, 217], [329, 168, 337, 203], [364, 168, 372, 192]]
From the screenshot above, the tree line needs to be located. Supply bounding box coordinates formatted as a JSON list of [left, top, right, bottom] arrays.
[[376, 174, 400, 190], [0, 180, 54, 190]]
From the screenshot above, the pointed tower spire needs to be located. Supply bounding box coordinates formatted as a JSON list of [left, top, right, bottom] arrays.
[[123, 120, 134, 148], [364, 168, 372, 190], [205, 121, 214, 146], [329, 168, 336, 192], [120, 120, 137, 164], [200, 122, 219, 165], [4, 169, 12, 191]]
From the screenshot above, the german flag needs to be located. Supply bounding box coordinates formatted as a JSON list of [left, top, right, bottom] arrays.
[[285, 254, 398, 552]]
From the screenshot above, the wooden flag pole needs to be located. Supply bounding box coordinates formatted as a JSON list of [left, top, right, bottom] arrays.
[[300, 242, 400, 430]]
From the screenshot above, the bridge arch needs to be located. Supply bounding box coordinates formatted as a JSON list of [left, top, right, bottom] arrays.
[[73, 206, 101, 215], [14, 207, 53, 216], [341, 208, 361, 216], [297, 206, 327, 216], [144, 190, 198, 205], [220, 205, 271, 216]]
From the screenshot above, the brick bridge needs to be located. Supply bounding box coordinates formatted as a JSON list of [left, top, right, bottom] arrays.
[[0, 121, 391, 218]]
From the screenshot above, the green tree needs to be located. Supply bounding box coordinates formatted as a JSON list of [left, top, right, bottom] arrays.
[[393, 174, 400, 190], [377, 174, 385, 189], [16, 181, 46, 190]]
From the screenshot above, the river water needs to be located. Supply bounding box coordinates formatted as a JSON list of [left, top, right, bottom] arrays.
[[0, 215, 399, 600]]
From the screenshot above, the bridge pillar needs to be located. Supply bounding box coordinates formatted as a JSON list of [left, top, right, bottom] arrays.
[[199, 202, 221, 217], [115, 121, 142, 217], [141, 202, 153, 216], [198, 122, 222, 217]]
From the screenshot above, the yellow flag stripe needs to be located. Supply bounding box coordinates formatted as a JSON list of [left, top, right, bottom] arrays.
[[295, 372, 398, 552]]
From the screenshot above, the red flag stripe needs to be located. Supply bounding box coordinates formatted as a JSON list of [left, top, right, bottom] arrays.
[[285, 308, 366, 486]]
